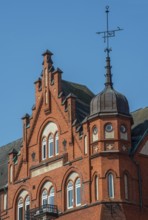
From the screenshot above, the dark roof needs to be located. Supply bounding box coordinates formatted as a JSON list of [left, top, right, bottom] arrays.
[[61, 80, 94, 123], [131, 107, 148, 154], [0, 138, 22, 190]]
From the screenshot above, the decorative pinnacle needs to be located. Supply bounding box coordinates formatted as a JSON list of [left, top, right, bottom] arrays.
[[96, 6, 123, 57]]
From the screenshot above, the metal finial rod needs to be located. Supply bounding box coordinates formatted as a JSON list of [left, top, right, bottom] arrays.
[[96, 5, 123, 57]]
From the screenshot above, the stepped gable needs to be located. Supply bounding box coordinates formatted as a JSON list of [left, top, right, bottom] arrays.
[[61, 80, 94, 123], [0, 138, 22, 189], [131, 107, 148, 153]]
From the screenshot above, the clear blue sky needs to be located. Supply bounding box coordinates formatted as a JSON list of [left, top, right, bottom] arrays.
[[0, 0, 147, 146]]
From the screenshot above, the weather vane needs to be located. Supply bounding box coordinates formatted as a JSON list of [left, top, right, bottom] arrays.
[[97, 6, 123, 57]]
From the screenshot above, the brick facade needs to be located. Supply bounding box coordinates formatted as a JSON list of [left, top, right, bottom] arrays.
[[0, 50, 148, 220]]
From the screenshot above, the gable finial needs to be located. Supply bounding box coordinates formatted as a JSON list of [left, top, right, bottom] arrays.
[[97, 6, 123, 57]]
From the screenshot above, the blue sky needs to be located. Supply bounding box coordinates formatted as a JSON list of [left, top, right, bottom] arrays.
[[0, 0, 147, 146]]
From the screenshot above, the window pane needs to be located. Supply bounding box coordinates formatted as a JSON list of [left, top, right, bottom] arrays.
[[49, 135, 54, 157], [108, 173, 114, 198], [67, 181, 73, 208], [55, 133, 59, 155], [42, 138, 46, 160], [49, 187, 54, 205], [18, 207, 23, 220], [95, 176, 99, 200], [124, 174, 129, 200], [75, 178, 81, 206]]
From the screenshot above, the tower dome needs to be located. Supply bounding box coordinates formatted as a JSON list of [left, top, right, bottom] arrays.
[[90, 56, 130, 116]]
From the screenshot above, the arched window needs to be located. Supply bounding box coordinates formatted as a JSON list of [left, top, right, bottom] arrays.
[[108, 173, 114, 198], [10, 165, 13, 183], [18, 198, 23, 220], [42, 138, 46, 160], [67, 181, 74, 209], [75, 178, 81, 206], [84, 135, 88, 155], [124, 174, 129, 200], [95, 176, 99, 200], [48, 187, 54, 205], [25, 196, 30, 211], [55, 132, 59, 155], [42, 190, 48, 206], [48, 134, 54, 158]]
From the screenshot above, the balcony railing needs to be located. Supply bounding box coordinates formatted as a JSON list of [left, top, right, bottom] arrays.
[[25, 204, 58, 220]]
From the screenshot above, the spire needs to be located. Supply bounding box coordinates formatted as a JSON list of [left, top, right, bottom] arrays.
[[105, 56, 113, 88], [96, 6, 123, 88]]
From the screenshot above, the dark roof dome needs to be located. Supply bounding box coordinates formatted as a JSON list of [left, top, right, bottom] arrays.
[[90, 56, 130, 116]]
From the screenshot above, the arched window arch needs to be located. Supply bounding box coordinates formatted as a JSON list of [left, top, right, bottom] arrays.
[[124, 174, 129, 200], [95, 176, 99, 201], [48, 187, 55, 205], [55, 132, 59, 155], [42, 138, 47, 160], [108, 173, 114, 199], [18, 198, 23, 220], [67, 181, 74, 209], [42, 190, 48, 206], [48, 134, 54, 158], [75, 178, 81, 206]]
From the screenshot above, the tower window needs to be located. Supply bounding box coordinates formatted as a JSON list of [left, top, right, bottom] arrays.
[[95, 176, 99, 200], [108, 173, 114, 198], [124, 174, 129, 200], [105, 123, 113, 132]]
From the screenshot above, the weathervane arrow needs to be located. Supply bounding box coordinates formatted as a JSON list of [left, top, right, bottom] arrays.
[[97, 6, 123, 57]]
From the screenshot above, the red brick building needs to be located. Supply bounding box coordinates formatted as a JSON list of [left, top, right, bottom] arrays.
[[0, 50, 148, 220]]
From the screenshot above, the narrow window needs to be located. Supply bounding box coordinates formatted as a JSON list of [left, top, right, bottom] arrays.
[[25, 196, 30, 211], [48, 187, 54, 205], [84, 135, 88, 154], [75, 178, 81, 206], [4, 193, 7, 210], [42, 190, 48, 206], [48, 134, 54, 158], [108, 173, 114, 198], [55, 132, 59, 155], [67, 181, 74, 209], [42, 138, 46, 160], [10, 165, 13, 183], [95, 176, 99, 200], [124, 174, 129, 200], [18, 198, 23, 220]]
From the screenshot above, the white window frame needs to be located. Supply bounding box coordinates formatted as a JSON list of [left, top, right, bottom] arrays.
[[48, 187, 55, 205], [48, 134, 54, 158], [108, 173, 114, 199], [55, 132, 59, 155], [42, 190, 48, 206], [42, 138, 46, 160], [75, 178, 81, 206], [67, 181, 74, 209], [18, 198, 23, 220], [25, 196, 30, 211]]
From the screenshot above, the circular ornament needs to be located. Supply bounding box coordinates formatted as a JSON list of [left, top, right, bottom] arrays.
[[120, 125, 126, 133], [105, 123, 113, 132]]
